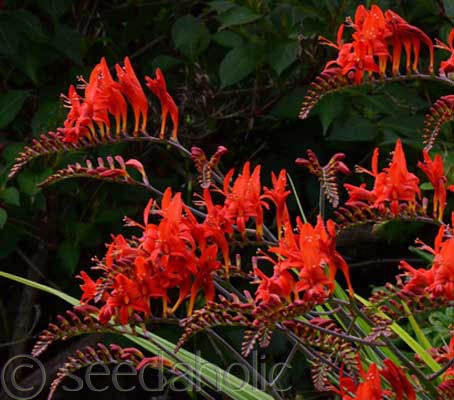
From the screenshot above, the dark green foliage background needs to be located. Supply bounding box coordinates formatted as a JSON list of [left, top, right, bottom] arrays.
[[1, 0, 453, 398]]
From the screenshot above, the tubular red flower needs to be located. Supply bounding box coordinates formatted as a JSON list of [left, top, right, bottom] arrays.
[[115, 57, 148, 134], [145, 68, 179, 140], [418, 150, 454, 220]]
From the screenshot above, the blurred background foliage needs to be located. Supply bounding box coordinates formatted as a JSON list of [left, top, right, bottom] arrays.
[[1, 0, 454, 398]]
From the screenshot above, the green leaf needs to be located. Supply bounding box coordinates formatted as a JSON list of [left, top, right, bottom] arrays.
[[51, 24, 83, 65], [329, 116, 378, 142], [420, 182, 434, 190], [209, 1, 236, 14], [10, 10, 46, 41], [401, 301, 432, 351], [58, 241, 80, 275], [0, 271, 275, 400], [267, 41, 299, 75], [378, 115, 425, 137], [0, 209, 7, 229], [355, 294, 441, 373], [0, 187, 20, 207], [32, 99, 66, 136], [271, 88, 306, 119], [0, 14, 20, 55], [0, 90, 29, 129], [17, 169, 53, 196], [2, 142, 25, 164], [314, 93, 347, 135], [151, 55, 182, 71], [443, 0, 454, 18], [218, 6, 262, 30], [219, 45, 257, 88], [38, 0, 73, 20], [212, 31, 243, 48], [171, 15, 210, 60]]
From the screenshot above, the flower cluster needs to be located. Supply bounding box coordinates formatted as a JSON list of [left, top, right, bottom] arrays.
[[60, 57, 178, 143], [78, 188, 225, 324], [321, 5, 433, 83], [400, 218, 454, 301], [332, 358, 415, 400], [344, 139, 453, 221], [253, 215, 353, 306], [76, 162, 301, 323], [344, 139, 420, 215]]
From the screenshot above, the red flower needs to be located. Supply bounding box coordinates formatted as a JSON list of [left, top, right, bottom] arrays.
[[99, 57, 128, 135], [253, 262, 295, 304], [115, 57, 148, 133], [100, 273, 150, 325], [418, 150, 454, 221], [264, 216, 353, 303], [436, 28, 454, 77], [320, 6, 434, 82], [262, 169, 290, 238], [380, 359, 416, 400], [222, 162, 268, 239], [77, 271, 97, 303], [145, 68, 179, 140], [401, 222, 454, 301], [384, 10, 434, 75], [345, 140, 420, 215], [187, 244, 221, 315]]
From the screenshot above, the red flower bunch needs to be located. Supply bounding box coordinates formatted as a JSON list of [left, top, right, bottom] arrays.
[[59, 57, 178, 143], [321, 5, 433, 83], [76, 162, 304, 322], [254, 215, 353, 306], [78, 188, 228, 323], [332, 358, 415, 400], [400, 217, 454, 301], [345, 139, 420, 215]]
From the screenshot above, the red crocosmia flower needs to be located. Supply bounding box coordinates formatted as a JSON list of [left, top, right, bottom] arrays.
[[77, 271, 97, 303], [349, 5, 390, 76], [330, 364, 357, 399], [262, 169, 291, 239], [436, 28, 454, 77], [384, 10, 434, 75], [145, 68, 179, 141], [99, 57, 128, 135], [345, 140, 420, 215], [399, 260, 435, 296], [265, 216, 353, 303], [320, 219, 354, 297], [100, 273, 150, 325], [253, 263, 295, 304], [380, 359, 416, 400], [401, 222, 454, 301], [192, 189, 232, 274], [222, 162, 268, 239], [187, 244, 221, 315], [115, 57, 148, 134], [333, 361, 383, 400], [418, 150, 454, 221], [60, 85, 85, 143]]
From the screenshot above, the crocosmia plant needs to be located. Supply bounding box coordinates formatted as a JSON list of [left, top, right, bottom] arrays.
[[3, 4, 454, 400]]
